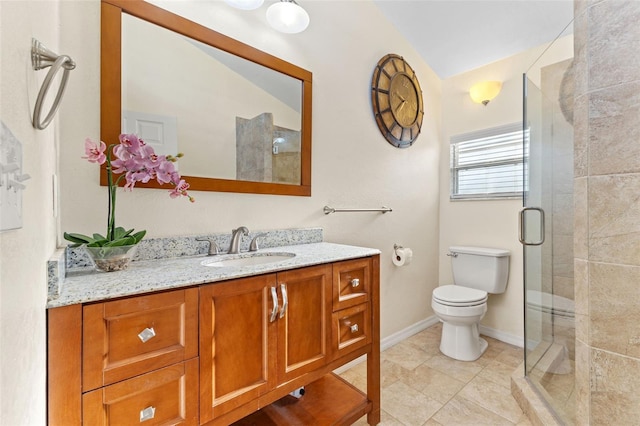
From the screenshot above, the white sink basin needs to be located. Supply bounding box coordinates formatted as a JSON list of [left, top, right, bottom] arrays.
[[201, 252, 295, 268]]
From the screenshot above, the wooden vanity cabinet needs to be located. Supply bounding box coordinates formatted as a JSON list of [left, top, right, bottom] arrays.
[[199, 264, 333, 424], [47, 255, 380, 426]]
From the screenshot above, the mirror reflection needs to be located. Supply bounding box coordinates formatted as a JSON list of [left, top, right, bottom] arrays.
[[121, 13, 302, 184]]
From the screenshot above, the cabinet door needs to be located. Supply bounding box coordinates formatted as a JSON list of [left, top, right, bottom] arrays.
[[276, 264, 333, 383], [199, 274, 278, 424]]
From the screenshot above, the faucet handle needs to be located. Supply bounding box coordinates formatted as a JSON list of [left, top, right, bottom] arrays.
[[249, 233, 267, 252], [196, 237, 220, 256]]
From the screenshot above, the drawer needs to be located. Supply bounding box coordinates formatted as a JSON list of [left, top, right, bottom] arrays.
[[83, 358, 199, 425], [83, 288, 199, 391], [332, 303, 371, 358], [333, 258, 370, 311]]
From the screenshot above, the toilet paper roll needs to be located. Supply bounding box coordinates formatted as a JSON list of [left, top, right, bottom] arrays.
[[392, 247, 413, 266]]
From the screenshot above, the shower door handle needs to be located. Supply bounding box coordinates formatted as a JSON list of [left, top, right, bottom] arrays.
[[519, 207, 545, 246]]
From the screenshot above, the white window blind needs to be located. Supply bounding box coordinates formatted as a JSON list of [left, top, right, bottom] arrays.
[[450, 122, 528, 200]]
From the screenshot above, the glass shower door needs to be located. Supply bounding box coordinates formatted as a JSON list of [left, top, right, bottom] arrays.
[[522, 60, 576, 424], [522, 74, 554, 376]]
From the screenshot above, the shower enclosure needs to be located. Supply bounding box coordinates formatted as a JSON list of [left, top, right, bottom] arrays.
[[521, 24, 575, 425]]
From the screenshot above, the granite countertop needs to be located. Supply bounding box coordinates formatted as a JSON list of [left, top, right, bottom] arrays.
[[47, 242, 380, 309]]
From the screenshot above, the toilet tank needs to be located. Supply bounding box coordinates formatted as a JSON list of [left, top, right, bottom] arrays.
[[449, 246, 510, 294]]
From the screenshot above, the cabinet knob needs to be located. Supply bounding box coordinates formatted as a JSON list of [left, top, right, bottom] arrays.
[[351, 278, 360, 288], [137, 327, 156, 343], [139, 406, 156, 422], [350, 324, 359, 333]]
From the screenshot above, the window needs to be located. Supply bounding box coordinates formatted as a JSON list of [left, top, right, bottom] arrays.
[[450, 122, 528, 200]]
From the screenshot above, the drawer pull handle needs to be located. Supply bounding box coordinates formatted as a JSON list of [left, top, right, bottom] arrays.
[[351, 278, 360, 288], [270, 286, 279, 322], [137, 327, 156, 343], [279, 283, 288, 319], [139, 406, 156, 422], [350, 324, 359, 333]]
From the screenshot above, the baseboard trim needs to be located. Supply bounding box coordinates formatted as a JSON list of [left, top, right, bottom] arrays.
[[479, 324, 524, 348], [334, 316, 523, 374]]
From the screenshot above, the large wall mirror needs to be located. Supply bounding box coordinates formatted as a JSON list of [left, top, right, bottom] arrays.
[[101, 0, 312, 196]]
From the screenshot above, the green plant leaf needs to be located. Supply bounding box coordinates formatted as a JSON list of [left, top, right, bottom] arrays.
[[131, 230, 146, 243], [64, 232, 95, 247], [113, 227, 134, 240], [92, 233, 106, 241]]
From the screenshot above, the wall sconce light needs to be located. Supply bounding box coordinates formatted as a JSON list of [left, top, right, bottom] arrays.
[[469, 81, 502, 106], [266, 0, 309, 34], [226, 0, 309, 34]]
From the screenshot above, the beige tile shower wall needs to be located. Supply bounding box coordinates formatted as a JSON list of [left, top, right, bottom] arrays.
[[573, 1, 640, 424]]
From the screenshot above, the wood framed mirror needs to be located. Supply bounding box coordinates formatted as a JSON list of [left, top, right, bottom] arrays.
[[101, 0, 312, 196]]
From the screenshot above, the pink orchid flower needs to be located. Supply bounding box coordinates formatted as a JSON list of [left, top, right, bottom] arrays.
[[82, 138, 107, 164], [169, 179, 194, 202]]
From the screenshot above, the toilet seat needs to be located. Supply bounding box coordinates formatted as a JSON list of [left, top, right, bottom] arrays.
[[433, 285, 487, 307]]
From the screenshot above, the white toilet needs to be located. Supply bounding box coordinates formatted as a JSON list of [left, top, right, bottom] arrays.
[[432, 246, 510, 361]]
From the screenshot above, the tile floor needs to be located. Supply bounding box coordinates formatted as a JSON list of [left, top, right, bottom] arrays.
[[340, 323, 532, 426]]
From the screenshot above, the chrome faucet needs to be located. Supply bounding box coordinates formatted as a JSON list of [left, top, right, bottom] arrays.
[[228, 226, 249, 254]]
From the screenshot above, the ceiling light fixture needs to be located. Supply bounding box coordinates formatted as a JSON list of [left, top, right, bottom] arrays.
[[469, 81, 502, 106], [224, 0, 264, 10], [266, 0, 310, 34]]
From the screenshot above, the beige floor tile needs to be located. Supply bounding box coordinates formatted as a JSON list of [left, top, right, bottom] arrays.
[[494, 346, 524, 368], [478, 359, 518, 389], [404, 329, 443, 357], [339, 361, 367, 393], [422, 418, 444, 426], [458, 375, 524, 423], [381, 341, 433, 370], [380, 359, 411, 389], [515, 413, 534, 425], [431, 395, 514, 425], [424, 354, 484, 382], [398, 363, 466, 404], [352, 409, 404, 426], [341, 324, 533, 425], [382, 381, 443, 425]]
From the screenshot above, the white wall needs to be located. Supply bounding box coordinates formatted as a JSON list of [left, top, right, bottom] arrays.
[[58, 0, 442, 342], [439, 35, 573, 340], [0, 1, 61, 424]]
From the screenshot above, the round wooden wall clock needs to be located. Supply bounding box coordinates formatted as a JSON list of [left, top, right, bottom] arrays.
[[371, 54, 424, 148]]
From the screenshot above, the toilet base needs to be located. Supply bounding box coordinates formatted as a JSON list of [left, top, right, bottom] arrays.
[[439, 321, 488, 361]]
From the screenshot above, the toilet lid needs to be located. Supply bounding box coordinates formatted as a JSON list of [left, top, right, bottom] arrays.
[[433, 285, 487, 306]]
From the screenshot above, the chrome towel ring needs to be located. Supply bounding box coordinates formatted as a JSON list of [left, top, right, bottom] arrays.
[[31, 38, 76, 130]]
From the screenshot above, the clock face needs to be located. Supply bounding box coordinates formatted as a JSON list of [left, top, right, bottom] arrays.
[[371, 54, 424, 148]]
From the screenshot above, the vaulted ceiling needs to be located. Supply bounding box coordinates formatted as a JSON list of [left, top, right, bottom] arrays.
[[374, 0, 574, 78]]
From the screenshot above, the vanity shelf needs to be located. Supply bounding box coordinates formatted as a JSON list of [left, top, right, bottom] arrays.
[[232, 374, 370, 426]]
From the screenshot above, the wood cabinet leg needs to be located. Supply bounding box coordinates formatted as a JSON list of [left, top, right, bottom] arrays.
[[48, 304, 82, 425]]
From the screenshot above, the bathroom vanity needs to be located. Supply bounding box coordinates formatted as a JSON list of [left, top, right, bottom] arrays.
[[47, 239, 380, 425]]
